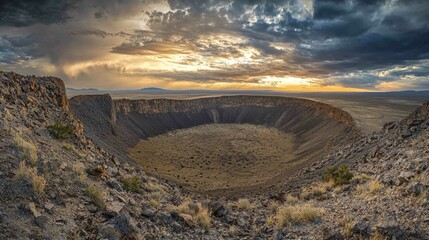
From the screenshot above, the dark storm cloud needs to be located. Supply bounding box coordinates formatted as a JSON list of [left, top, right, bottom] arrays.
[[0, 35, 42, 63], [71, 29, 131, 38], [0, 0, 79, 27], [0, 0, 429, 90]]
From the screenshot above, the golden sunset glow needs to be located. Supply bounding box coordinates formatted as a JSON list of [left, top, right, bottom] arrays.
[[1, 0, 428, 91]]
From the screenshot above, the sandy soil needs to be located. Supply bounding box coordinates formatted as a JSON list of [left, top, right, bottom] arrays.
[[129, 124, 296, 193]]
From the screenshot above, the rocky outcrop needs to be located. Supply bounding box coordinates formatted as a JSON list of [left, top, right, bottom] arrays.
[[0, 71, 82, 136], [0, 71, 68, 109]]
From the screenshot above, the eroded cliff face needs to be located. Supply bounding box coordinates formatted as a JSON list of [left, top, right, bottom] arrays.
[[114, 96, 355, 125]]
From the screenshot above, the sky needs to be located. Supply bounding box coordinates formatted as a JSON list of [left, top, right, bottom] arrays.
[[0, 0, 428, 91]]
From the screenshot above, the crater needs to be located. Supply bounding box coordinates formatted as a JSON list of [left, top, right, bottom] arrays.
[[70, 95, 357, 196]]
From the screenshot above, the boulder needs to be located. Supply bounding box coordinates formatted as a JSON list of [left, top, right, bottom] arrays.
[[406, 183, 425, 196], [141, 205, 156, 218], [376, 219, 405, 239], [178, 213, 194, 227], [35, 216, 48, 229], [397, 171, 415, 184], [28, 202, 41, 218], [98, 211, 141, 240], [353, 221, 371, 237]]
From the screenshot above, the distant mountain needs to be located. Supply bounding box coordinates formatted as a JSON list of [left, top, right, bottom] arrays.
[[66, 87, 99, 91], [140, 87, 167, 91]]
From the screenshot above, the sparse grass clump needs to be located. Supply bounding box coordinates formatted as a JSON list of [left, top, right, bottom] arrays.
[[33, 175, 46, 196], [285, 194, 299, 205], [351, 173, 371, 184], [342, 219, 356, 238], [147, 181, 168, 193], [15, 161, 37, 180], [122, 176, 143, 193], [62, 143, 74, 151], [85, 185, 106, 209], [47, 122, 74, 140], [169, 200, 212, 229], [236, 198, 254, 210], [149, 198, 160, 209], [13, 133, 37, 164], [368, 180, 384, 193], [15, 161, 46, 195], [72, 162, 87, 183], [323, 165, 353, 186], [301, 180, 334, 200], [356, 180, 384, 198], [194, 203, 212, 230], [272, 204, 324, 227]]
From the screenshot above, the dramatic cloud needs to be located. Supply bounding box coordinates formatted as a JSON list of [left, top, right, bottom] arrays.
[[0, 0, 428, 91]]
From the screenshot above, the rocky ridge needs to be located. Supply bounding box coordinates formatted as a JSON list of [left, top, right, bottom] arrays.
[[0, 71, 428, 239]]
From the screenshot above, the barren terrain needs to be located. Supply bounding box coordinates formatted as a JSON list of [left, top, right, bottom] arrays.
[[2, 72, 428, 239], [129, 124, 296, 193]]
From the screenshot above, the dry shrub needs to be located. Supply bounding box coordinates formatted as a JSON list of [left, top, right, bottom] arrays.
[[285, 194, 299, 205], [85, 185, 106, 209], [33, 175, 46, 195], [15, 161, 37, 180], [301, 180, 334, 199], [15, 161, 46, 195], [368, 180, 384, 193], [72, 162, 87, 183], [169, 199, 212, 229], [357, 180, 384, 196], [150, 198, 160, 209], [13, 133, 37, 164], [194, 203, 211, 230], [122, 176, 143, 193], [342, 219, 356, 238], [351, 173, 371, 184], [273, 204, 324, 227], [47, 122, 74, 140], [323, 165, 353, 186], [236, 198, 254, 210]]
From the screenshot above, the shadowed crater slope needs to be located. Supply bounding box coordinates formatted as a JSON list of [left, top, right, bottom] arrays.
[[70, 95, 358, 196]]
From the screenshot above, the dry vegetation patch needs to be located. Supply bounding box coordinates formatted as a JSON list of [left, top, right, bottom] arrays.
[[72, 162, 87, 183], [356, 180, 384, 197], [169, 199, 212, 229], [235, 198, 255, 210], [47, 122, 74, 140], [15, 161, 46, 196], [85, 185, 106, 209], [13, 132, 37, 164], [301, 180, 335, 200], [271, 203, 324, 227], [122, 176, 143, 193]]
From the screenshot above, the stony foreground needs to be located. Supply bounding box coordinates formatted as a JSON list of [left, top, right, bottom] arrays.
[[0, 71, 428, 239]]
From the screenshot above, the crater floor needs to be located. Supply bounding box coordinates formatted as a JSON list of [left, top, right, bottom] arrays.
[[128, 124, 296, 193]]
